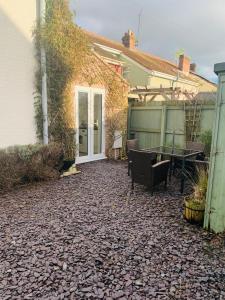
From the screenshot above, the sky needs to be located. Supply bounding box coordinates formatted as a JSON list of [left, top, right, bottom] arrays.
[[70, 0, 225, 83]]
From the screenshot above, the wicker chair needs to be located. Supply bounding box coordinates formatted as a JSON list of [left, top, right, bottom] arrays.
[[126, 139, 139, 176], [173, 141, 206, 177], [186, 141, 205, 152], [185, 159, 209, 180], [130, 150, 170, 194], [186, 141, 205, 160]]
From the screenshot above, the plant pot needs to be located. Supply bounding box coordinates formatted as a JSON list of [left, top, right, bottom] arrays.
[[183, 196, 205, 225], [61, 159, 75, 172]]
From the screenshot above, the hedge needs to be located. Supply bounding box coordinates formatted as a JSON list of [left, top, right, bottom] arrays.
[[0, 143, 64, 191]]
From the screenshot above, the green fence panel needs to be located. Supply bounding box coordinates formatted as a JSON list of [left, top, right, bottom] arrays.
[[129, 100, 215, 149], [200, 107, 215, 132]]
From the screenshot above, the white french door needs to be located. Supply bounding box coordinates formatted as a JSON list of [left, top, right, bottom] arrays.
[[75, 86, 105, 164]]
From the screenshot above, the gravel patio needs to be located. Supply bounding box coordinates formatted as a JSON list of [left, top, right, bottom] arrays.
[[0, 160, 225, 299]]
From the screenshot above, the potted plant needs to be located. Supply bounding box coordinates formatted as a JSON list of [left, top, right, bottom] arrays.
[[184, 167, 208, 224]]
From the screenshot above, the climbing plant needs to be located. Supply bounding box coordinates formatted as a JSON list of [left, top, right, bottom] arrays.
[[79, 52, 128, 158], [34, 0, 128, 159], [34, 0, 89, 159], [104, 72, 128, 158]]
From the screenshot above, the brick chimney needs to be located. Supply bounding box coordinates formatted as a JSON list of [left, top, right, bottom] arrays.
[[122, 30, 136, 49], [179, 54, 190, 74], [190, 63, 197, 73]]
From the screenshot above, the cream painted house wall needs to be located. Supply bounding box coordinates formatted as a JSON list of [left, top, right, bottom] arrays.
[[146, 74, 199, 101], [0, 0, 37, 148], [149, 74, 198, 93], [149, 76, 172, 88]]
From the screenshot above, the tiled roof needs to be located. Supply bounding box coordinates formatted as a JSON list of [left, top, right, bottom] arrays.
[[85, 30, 216, 88]]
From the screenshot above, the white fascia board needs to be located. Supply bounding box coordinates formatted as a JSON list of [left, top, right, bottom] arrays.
[[103, 57, 124, 66], [151, 70, 176, 80], [94, 43, 122, 55], [151, 70, 199, 87], [178, 78, 199, 87]]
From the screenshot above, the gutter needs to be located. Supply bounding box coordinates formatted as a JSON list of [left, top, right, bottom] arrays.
[[40, 0, 48, 144], [150, 70, 199, 87]]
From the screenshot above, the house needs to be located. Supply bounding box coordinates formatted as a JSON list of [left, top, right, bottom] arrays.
[[0, 0, 37, 148], [0, 0, 128, 164], [86, 30, 217, 101]]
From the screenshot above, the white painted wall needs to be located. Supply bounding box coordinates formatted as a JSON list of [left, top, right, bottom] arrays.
[[0, 0, 37, 148]]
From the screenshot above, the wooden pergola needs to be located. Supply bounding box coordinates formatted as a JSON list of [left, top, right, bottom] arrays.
[[129, 86, 195, 101]]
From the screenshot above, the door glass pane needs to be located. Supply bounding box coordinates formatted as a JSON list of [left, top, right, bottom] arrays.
[[94, 94, 102, 154], [78, 92, 88, 157]]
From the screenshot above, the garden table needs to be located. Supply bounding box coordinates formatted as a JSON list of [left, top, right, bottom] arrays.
[[141, 146, 203, 193]]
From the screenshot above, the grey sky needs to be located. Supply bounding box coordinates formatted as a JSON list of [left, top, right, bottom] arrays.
[[71, 0, 225, 82]]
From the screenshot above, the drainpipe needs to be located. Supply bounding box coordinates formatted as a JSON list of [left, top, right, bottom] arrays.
[[40, 0, 48, 144]]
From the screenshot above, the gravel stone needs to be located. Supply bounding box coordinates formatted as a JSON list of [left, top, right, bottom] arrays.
[[0, 160, 225, 299]]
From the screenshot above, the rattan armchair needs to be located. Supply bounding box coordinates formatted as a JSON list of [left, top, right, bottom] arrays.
[[126, 139, 139, 176], [173, 142, 206, 177], [186, 141, 205, 160], [186, 141, 205, 152], [129, 150, 170, 194]]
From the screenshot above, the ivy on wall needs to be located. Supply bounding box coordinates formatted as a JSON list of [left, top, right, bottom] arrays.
[[78, 52, 128, 158], [34, 0, 128, 159], [34, 0, 89, 159]]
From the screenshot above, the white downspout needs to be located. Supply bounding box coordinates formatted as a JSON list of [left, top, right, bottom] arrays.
[[40, 0, 48, 144]]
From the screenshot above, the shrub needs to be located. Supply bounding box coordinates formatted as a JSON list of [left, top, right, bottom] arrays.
[[0, 143, 64, 191], [0, 149, 24, 190]]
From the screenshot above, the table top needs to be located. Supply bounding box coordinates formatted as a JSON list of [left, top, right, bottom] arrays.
[[142, 146, 202, 158]]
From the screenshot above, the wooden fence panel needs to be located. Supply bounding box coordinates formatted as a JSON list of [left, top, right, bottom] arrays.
[[129, 101, 215, 149]]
